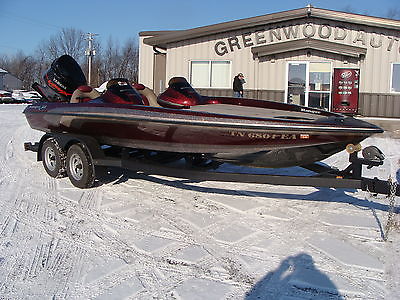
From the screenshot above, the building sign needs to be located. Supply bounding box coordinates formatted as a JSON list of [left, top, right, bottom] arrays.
[[214, 23, 399, 56]]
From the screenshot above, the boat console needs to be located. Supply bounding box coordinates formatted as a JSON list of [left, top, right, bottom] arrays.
[[157, 77, 208, 108], [101, 78, 144, 105]]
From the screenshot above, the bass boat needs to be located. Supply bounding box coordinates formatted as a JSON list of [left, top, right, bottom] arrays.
[[24, 55, 383, 168]]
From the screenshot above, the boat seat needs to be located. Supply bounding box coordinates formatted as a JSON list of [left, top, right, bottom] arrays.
[[133, 83, 160, 107], [70, 85, 101, 103]]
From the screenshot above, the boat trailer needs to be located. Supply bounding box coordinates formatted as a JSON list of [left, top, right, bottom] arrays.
[[24, 133, 399, 197]]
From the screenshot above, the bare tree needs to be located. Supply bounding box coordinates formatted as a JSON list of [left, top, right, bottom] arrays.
[[386, 8, 400, 20], [98, 37, 139, 84], [120, 38, 139, 82], [0, 51, 39, 89], [0, 27, 139, 90], [37, 27, 86, 64], [98, 37, 121, 80]]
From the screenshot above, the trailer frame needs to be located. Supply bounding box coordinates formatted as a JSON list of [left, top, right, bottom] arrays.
[[24, 133, 400, 197]]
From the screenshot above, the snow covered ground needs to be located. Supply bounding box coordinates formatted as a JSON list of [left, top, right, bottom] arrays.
[[0, 104, 399, 299]]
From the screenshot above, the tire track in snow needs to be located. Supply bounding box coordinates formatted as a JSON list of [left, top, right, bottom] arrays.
[[0, 111, 91, 300], [102, 184, 290, 295], [79, 190, 100, 210], [0, 133, 15, 183], [91, 187, 261, 295], [0, 188, 90, 298], [100, 177, 385, 298]]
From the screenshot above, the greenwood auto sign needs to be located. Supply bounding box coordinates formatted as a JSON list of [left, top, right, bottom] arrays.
[[214, 23, 399, 56]]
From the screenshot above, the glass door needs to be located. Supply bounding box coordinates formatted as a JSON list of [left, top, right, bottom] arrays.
[[308, 62, 331, 110], [287, 62, 307, 106], [286, 62, 332, 110]]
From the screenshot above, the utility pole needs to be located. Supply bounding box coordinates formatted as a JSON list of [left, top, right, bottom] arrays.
[[85, 33, 98, 86]]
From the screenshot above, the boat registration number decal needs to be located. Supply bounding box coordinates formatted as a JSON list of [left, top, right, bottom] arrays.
[[228, 131, 307, 140]]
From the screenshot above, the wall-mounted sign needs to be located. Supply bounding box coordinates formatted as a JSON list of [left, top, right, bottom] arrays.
[[214, 23, 399, 56]]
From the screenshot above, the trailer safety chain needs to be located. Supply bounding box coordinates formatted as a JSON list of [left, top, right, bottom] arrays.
[[383, 176, 398, 242]]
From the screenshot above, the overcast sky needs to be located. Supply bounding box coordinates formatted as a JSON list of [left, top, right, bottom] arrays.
[[1, 0, 399, 55]]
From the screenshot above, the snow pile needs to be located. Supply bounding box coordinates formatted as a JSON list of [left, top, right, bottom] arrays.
[[0, 104, 398, 299]]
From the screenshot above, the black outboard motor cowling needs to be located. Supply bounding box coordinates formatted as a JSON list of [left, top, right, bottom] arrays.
[[44, 54, 87, 100]]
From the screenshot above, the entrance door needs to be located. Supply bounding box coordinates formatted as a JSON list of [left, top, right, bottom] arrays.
[[308, 62, 331, 110], [153, 53, 166, 95], [286, 62, 332, 110], [287, 62, 307, 106]]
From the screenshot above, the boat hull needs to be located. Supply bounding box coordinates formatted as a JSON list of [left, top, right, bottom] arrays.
[[23, 102, 383, 167]]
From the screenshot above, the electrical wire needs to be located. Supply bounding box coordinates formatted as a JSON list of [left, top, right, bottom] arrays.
[[0, 10, 62, 30]]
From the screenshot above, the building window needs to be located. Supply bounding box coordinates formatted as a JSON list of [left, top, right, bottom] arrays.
[[391, 63, 400, 93], [190, 61, 231, 88]]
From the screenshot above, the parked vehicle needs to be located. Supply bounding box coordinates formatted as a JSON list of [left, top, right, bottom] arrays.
[[11, 90, 25, 102], [0, 90, 13, 103], [12, 90, 42, 103]]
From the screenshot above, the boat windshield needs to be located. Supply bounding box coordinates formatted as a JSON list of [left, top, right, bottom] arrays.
[[168, 77, 202, 101], [103, 79, 144, 105]]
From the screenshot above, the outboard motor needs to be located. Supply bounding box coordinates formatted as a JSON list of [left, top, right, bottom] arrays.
[[43, 54, 87, 101]]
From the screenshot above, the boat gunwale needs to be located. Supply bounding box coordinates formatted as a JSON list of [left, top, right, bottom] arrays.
[[24, 109, 383, 135]]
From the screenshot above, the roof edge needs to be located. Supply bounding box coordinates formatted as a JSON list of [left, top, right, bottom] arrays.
[[143, 7, 308, 47], [311, 8, 400, 30], [142, 6, 400, 48], [139, 30, 182, 37]]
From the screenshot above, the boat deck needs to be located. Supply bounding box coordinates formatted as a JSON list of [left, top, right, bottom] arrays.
[[189, 104, 321, 121]]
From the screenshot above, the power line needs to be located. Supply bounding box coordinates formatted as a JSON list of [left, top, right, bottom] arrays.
[[0, 10, 62, 30]]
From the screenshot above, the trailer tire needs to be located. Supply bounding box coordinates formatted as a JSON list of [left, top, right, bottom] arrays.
[[41, 138, 66, 178], [66, 144, 95, 188]]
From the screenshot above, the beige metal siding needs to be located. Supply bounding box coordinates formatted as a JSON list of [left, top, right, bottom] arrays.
[[141, 13, 400, 117], [163, 19, 400, 94], [166, 31, 257, 90], [139, 36, 155, 88], [360, 93, 400, 117], [196, 88, 285, 102]]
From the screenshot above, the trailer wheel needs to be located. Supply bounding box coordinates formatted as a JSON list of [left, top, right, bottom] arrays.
[[41, 138, 66, 178], [66, 144, 95, 188]]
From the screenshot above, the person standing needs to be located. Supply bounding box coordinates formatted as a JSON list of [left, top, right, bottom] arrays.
[[233, 73, 245, 98]]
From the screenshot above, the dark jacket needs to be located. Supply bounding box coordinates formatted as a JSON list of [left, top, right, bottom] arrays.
[[233, 75, 243, 92]]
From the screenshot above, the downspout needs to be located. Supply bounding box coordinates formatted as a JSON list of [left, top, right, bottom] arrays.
[[153, 46, 166, 54]]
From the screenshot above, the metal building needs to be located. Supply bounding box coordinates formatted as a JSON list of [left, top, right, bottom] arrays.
[[0, 68, 22, 91], [139, 6, 400, 117]]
